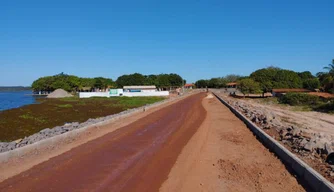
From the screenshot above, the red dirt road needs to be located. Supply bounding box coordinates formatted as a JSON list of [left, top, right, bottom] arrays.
[[0, 93, 206, 192]]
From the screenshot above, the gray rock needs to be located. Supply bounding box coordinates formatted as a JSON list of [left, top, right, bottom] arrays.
[[7, 142, 16, 150], [304, 141, 315, 151], [299, 138, 308, 147], [325, 143, 334, 155]]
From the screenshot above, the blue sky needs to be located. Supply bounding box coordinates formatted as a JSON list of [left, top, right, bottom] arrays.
[[1, 0, 333, 86]]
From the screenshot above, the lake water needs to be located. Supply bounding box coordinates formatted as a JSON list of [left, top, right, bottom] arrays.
[[0, 91, 38, 111]]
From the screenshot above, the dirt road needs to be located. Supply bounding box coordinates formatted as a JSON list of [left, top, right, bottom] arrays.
[[160, 94, 305, 192], [0, 93, 206, 192], [0, 93, 305, 192]]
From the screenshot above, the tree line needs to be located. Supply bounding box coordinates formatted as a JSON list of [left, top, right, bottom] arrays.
[[195, 59, 334, 94], [31, 72, 185, 92], [195, 75, 244, 88]]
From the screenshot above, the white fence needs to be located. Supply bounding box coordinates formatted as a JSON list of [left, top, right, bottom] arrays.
[[79, 91, 169, 98], [123, 91, 169, 97], [79, 92, 109, 98]]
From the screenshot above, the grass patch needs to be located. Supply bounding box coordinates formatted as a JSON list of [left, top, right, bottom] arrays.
[[19, 113, 34, 120], [57, 104, 73, 108], [0, 96, 165, 141]]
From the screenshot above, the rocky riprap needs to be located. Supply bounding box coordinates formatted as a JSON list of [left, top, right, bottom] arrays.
[[0, 100, 167, 154], [220, 95, 334, 178]]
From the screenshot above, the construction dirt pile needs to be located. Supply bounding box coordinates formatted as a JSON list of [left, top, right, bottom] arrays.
[[47, 89, 73, 98], [215, 92, 334, 183]]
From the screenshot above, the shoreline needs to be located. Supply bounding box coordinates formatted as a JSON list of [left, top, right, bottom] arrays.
[[0, 91, 199, 182]]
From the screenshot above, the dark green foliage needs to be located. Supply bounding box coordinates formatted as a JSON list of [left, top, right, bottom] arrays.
[[273, 70, 303, 88], [279, 93, 319, 106], [250, 67, 280, 91], [115, 73, 184, 88], [238, 78, 261, 94], [250, 67, 304, 91], [115, 73, 146, 87], [224, 74, 242, 82], [318, 59, 334, 92], [195, 79, 208, 88], [303, 78, 320, 90], [314, 100, 334, 113], [298, 71, 315, 79], [31, 73, 114, 92], [195, 74, 242, 88]]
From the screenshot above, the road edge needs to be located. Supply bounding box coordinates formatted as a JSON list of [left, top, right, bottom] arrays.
[[0, 91, 202, 182], [212, 92, 334, 192]]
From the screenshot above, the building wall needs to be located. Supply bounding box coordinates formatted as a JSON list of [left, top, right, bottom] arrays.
[[79, 92, 109, 98], [79, 90, 169, 98]]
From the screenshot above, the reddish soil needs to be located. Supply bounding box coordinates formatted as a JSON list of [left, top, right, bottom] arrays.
[[160, 94, 305, 192], [0, 93, 206, 192], [309, 92, 334, 98]]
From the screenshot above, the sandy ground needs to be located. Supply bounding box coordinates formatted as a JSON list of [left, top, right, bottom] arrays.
[[160, 94, 305, 192], [0, 93, 206, 192], [243, 98, 334, 136]]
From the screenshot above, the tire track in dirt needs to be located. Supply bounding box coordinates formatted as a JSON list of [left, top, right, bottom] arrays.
[[160, 94, 305, 192]]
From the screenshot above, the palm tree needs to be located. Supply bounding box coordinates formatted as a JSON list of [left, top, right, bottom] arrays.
[[322, 59, 334, 92], [323, 59, 334, 76]]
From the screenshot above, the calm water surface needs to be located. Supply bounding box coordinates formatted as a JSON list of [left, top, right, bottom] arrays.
[[0, 91, 38, 111]]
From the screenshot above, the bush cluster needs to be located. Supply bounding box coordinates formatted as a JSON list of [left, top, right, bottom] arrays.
[[279, 93, 319, 106]]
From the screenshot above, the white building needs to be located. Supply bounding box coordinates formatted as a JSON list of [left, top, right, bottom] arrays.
[[79, 85, 169, 98], [123, 86, 157, 93]]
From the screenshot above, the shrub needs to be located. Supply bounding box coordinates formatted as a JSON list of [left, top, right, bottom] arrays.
[[279, 93, 319, 106]]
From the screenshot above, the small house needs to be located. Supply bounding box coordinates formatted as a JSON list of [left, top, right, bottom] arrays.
[[184, 83, 195, 89], [226, 82, 238, 88]]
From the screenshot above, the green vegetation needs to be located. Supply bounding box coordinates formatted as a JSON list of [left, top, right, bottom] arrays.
[[115, 73, 184, 88], [239, 78, 262, 94], [317, 59, 334, 93], [249, 67, 318, 91], [195, 74, 243, 88], [0, 96, 165, 141], [57, 104, 73, 108], [31, 72, 185, 93], [32, 73, 114, 92], [278, 93, 320, 106]]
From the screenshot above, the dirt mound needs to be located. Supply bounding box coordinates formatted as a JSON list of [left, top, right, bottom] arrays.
[[47, 89, 72, 98]]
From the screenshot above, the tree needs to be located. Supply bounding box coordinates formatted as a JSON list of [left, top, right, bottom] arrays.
[[303, 79, 320, 90], [156, 74, 171, 87], [298, 71, 314, 80], [238, 78, 261, 94], [272, 69, 303, 89], [207, 78, 227, 88], [195, 79, 208, 88], [224, 74, 242, 82], [168, 73, 184, 87], [250, 67, 280, 91], [318, 59, 334, 92], [324, 59, 334, 76], [116, 73, 146, 88], [32, 73, 114, 92]]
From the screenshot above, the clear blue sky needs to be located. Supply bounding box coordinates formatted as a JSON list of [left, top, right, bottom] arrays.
[[1, 0, 333, 86]]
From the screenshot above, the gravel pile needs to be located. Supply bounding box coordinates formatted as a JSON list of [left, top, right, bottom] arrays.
[[47, 89, 72, 98]]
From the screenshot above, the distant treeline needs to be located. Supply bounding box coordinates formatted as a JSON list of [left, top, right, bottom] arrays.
[[31, 72, 184, 92], [196, 59, 334, 94], [0, 86, 31, 92]]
